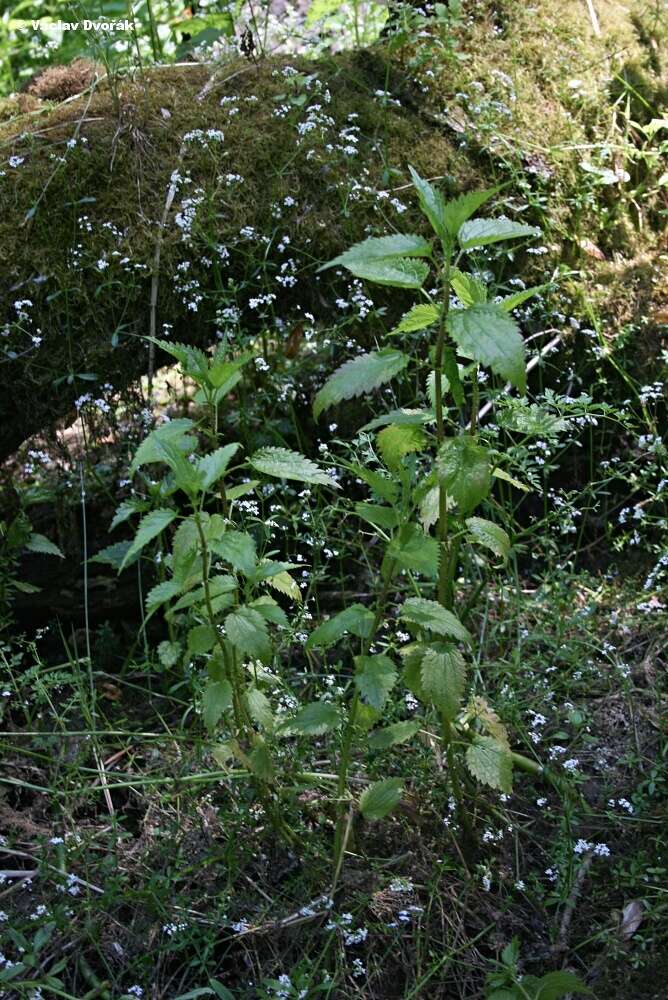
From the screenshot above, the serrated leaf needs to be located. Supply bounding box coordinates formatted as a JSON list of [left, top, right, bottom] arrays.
[[347, 257, 429, 289], [532, 970, 592, 1000], [266, 569, 302, 603], [499, 284, 547, 312], [225, 606, 271, 662], [390, 302, 440, 335], [368, 720, 420, 749], [248, 742, 274, 781], [354, 655, 397, 710], [158, 640, 182, 668], [388, 523, 439, 578], [466, 516, 511, 562], [129, 418, 196, 474], [349, 463, 398, 504], [110, 499, 146, 532], [451, 269, 487, 306], [492, 467, 530, 492], [210, 530, 257, 576], [437, 436, 491, 515], [202, 679, 232, 732], [420, 643, 466, 720], [362, 408, 432, 432], [443, 187, 500, 238], [354, 502, 399, 532], [427, 371, 450, 409], [146, 579, 181, 613], [408, 165, 449, 241], [306, 603, 374, 650], [468, 695, 510, 749], [250, 595, 288, 628], [25, 533, 64, 558], [146, 338, 209, 381], [226, 480, 259, 500], [246, 687, 274, 729], [313, 349, 409, 419], [442, 346, 465, 407], [448, 303, 526, 393], [497, 402, 567, 437], [281, 701, 340, 735], [120, 508, 177, 571], [196, 443, 240, 490], [188, 624, 217, 655], [377, 424, 427, 471], [400, 597, 470, 642], [465, 735, 512, 792], [318, 233, 432, 272], [90, 540, 138, 571], [458, 217, 540, 250], [171, 574, 236, 612], [419, 484, 440, 530], [249, 446, 337, 488], [359, 777, 404, 820]]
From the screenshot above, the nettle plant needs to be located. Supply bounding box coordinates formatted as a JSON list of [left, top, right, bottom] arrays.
[[104, 341, 340, 829], [312, 168, 545, 847]]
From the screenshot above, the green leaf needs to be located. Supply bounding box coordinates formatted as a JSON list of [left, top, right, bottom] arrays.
[[146, 339, 209, 381], [246, 687, 274, 729], [492, 467, 530, 492], [188, 624, 217, 655], [25, 533, 64, 558], [408, 165, 449, 241], [442, 346, 465, 407], [458, 217, 540, 250], [532, 970, 592, 1000], [158, 640, 182, 669], [368, 720, 420, 749], [248, 741, 274, 780], [250, 595, 288, 628], [313, 349, 409, 419], [400, 597, 470, 643], [202, 679, 232, 732], [266, 569, 302, 603], [196, 443, 240, 490], [318, 233, 432, 272], [437, 436, 491, 514], [450, 268, 487, 306], [388, 523, 440, 578], [390, 302, 440, 334], [225, 607, 271, 662], [443, 187, 500, 238], [172, 575, 236, 612], [354, 502, 399, 531], [306, 603, 374, 650], [110, 499, 146, 532], [226, 480, 259, 500], [465, 735, 513, 793], [210, 530, 257, 576], [90, 540, 138, 571], [129, 418, 196, 474], [377, 424, 427, 470], [281, 701, 340, 735], [359, 777, 404, 820], [466, 516, 511, 562], [354, 655, 397, 710], [418, 484, 440, 530], [499, 284, 547, 312], [146, 579, 181, 613], [427, 371, 449, 409], [120, 508, 177, 571], [448, 303, 526, 393], [346, 257, 429, 289], [420, 643, 466, 720], [362, 408, 433, 432], [249, 446, 337, 487], [307, 0, 345, 23], [349, 463, 398, 504]]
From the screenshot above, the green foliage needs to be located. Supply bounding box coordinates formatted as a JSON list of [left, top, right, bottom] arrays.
[[313, 349, 410, 419], [359, 777, 404, 820]]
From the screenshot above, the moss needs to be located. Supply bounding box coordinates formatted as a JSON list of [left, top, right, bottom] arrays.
[[0, 0, 665, 460]]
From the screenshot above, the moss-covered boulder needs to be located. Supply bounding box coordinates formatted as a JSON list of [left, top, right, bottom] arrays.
[[1, 0, 665, 460]]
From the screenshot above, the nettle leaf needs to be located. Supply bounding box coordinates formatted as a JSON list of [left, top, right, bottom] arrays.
[[25, 533, 64, 558], [313, 349, 409, 419], [496, 402, 567, 437], [210, 530, 257, 576], [226, 480, 259, 500], [492, 467, 530, 492], [499, 284, 547, 312], [188, 624, 217, 655], [443, 187, 500, 238], [250, 595, 288, 628], [354, 655, 397, 710], [146, 579, 181, 613], [420, 643, 466, 721], [359, 777, 404, 820], [388, 523, 440, 578], [368, 720, 420, 749], [529, 970, 592, 1000], [466, 516, 511, 563], [349, 463, 398, 505], [130, 418, 196, 474], [400, 597, 470, 643], [306, 603, 374, 650], [390, 302, 440, 335], [172, 575, 236, 612], [354, 502, 399, 532], [468, 695, 510, 749], [409, 165, 448, 240], [318, 233, 432, 272], [451, 268, 487, 306], [427, 371, 449, 409], [249, 446, 337, 488], [442, 347, 465, 407], [91, 540, 138, 571], [249, 742, 274, 781], [418, 484, 440, 530], [266, 569, 302, 603], [246, 687, 274, 729], [281, 701, 340, 736], [362, 408, 433, 432], [377, 424, 427, 471], [196, 443, 240, 490], [147, 338, 209, 381], [225, 606, 272, 662], [448, 303, 526, 393], [345, 257, 430, 289], [457, 217, 540, 250], [110, 499, 146, 532], [120, 508, 177, 571], [437, 436, 492, 515], [465, 735, 513, 793], [202, 679, 233, 732]]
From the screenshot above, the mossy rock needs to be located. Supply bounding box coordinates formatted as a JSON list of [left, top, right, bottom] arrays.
[[0, 0, 664, 460]]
